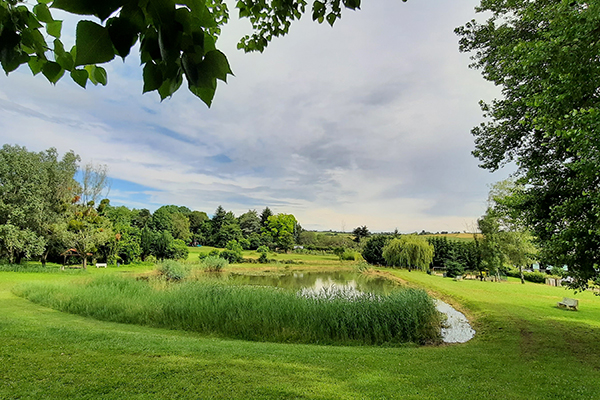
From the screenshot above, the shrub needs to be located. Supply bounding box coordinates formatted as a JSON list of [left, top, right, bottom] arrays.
[[523, 271, 546, 283], [257, 245, 269, 263], [505, 268, 547, 283], [202, 256, 228, 272], [220, 249, 242, 263], [157, 260, 189, 281], [340, 249, 362, 261], [445, 261, 465, 278], [169, 239, 189, 260]]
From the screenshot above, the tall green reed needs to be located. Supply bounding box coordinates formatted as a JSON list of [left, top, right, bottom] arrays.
[[14, 275, 441, 345]]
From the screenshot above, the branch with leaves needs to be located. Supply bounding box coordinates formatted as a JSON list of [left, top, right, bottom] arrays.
[[0, 0, 405, 105]]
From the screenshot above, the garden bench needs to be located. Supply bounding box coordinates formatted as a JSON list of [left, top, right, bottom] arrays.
[[557, 297, 578, 311], [95, 263, 107, 268]]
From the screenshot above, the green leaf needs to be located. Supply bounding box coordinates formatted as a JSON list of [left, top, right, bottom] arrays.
[[33, 4, 53, 23], [1, 48, 29, 74], [200, 50, 232, 83], [84, 64, 98, 84], [75, 20, 115, 66], [28, 56, 46, 75], [107, 17, 140, 58], [189, 85, 215, 107], [203, 32, 216, 53], [56, 51, 74, 71], [26, 11, 44, 29], [142, 62, 163, 93], [94, 66, 108, 85], [51, 0, 126, 21], [157, 73, 183, 100], [46, 20, 62, 38], [70, 68, 88, 88], [41, 61, 64, 84], [20, 29, 47, 54], [54, 39, 65, 57], [326, 12, 337, 27]]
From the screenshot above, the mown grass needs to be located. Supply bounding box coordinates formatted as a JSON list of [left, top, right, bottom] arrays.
[[2, 259, 600, 399], [14, 275, 441, 346]]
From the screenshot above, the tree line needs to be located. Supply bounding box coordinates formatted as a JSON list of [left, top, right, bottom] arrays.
[[0, 144, 305, 267]]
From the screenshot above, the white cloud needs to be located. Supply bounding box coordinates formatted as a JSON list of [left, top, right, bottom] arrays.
[[0, 0, 510, 231]]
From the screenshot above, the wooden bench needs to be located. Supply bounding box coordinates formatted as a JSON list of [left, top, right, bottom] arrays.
[[95, 263, 107, 268], [557, 297, 578, 311]]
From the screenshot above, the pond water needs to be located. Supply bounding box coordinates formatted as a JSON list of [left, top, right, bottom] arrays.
[[222, 270, 475, 343], [227, 270, 399, 295]]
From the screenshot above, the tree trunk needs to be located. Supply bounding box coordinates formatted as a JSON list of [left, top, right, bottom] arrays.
[[82, 256, 87, 269], [519, 265, 525, 284]]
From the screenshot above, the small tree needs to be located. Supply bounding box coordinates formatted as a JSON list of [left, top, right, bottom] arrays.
[[352, 226, 370, 243]]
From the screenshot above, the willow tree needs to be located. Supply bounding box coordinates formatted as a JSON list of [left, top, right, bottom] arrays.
[[382, 235, 434, 271]]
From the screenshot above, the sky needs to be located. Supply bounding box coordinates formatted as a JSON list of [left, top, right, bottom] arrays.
[[0, 0, 511, 233]]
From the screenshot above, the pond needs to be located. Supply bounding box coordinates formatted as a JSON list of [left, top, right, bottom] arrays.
[[227, 270, 399, 296], [220, 270, 475, 344]]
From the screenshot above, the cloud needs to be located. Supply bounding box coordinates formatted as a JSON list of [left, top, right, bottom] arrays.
[[0, 0, 510, 232]]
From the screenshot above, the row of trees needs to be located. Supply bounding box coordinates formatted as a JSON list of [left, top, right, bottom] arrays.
[[0, 145, 306, 267]]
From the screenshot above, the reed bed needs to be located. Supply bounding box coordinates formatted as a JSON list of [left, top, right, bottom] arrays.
[[14, 275, 442, 345]]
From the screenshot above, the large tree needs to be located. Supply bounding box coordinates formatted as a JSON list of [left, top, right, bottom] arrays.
[[0, 0, 399, 105], [0, 145, 79, 264], [457, 0, 600, 291]]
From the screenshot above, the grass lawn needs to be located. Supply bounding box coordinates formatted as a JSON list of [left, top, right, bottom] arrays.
[[2, 256, 600, 399]]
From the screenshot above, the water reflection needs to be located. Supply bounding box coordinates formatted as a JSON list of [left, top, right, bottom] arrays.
[[227, 270, 399, 295]]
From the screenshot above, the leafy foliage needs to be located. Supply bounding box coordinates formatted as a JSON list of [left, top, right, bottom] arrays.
[[382, 236, 434, 271], [0, 0, 406, 104], [457, 0, 600, 291], [352, 225, 370, 243], [361, 235, 390, 266]]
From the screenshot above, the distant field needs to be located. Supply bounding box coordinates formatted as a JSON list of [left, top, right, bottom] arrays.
[[2, 254, 600, 399], [422, 232, 479, 241]]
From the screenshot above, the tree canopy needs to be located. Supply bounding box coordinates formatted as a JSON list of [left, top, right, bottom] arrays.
[[0, 0, 407, 105], [382, 235, 433, 271], [457, 0, 600, 291]]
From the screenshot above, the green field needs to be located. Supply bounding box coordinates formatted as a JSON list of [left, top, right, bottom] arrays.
[[2, 254, 600, 399]]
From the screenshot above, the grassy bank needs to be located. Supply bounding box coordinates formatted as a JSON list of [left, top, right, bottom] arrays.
[[15, 275, 441, 346], [2, 258, 600, 399]]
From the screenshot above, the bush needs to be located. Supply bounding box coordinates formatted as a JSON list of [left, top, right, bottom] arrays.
[[202, 256, 229, 272], [505, 268, 547, 283], [169, 239, 189, 260], [445, 261, 465, 278], [219, 249, 242, 263], [157, 260, 189, 281], [342, 250, 362, 261], [257, 245, 269, 263]]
